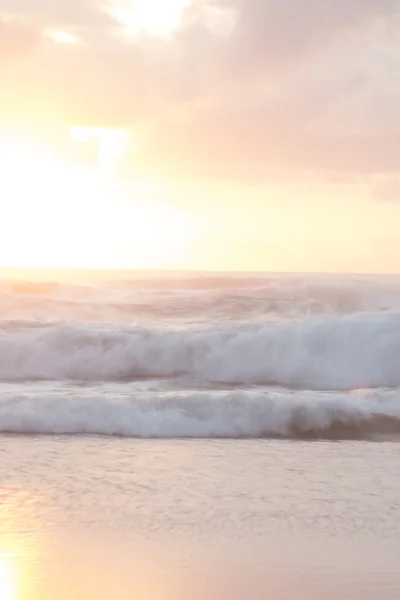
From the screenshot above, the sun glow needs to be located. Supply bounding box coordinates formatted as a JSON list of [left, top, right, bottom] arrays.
[[44, 29, 81, 45], [104, 0, 190, 37], [0, 134, 196, 269], [70, 126, 130, 171]]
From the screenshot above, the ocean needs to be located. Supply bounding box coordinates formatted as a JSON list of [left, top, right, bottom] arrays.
[[0, 270, 400, 598]]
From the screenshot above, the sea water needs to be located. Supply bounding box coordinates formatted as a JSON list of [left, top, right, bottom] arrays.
[[0, 270, 400, 598]]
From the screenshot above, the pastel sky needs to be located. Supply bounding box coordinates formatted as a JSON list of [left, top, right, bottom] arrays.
[[1, 0, 400, 272]]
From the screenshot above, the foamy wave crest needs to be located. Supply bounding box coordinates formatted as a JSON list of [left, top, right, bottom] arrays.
[[0, 390, 399, 439], [1, 312, 400, 389]]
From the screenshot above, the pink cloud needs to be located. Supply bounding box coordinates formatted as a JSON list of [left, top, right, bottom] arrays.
[[1, 0, 400, 181]]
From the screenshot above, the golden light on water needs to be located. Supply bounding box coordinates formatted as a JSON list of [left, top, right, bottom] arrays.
[[0, 525, 185, 600], [0, 501, 39, 600], [0, 555, 18, 600]]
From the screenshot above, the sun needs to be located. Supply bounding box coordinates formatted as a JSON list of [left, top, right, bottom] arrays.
[[104, 0, 190, 37], [0, 135, 109, 268], [0, 133, 196, 270]]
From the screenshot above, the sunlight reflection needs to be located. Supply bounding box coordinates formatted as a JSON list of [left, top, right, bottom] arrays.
[[0, 554, 18, 600], [0, 486, 49, 600]]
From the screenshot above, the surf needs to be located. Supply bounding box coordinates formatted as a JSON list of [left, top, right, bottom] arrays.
[[0, 388, 398, 440], [0, 311, 399, 390]]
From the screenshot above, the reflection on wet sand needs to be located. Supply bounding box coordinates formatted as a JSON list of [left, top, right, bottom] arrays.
[[0, 527, 40, 599], [0, 502, 182, 600], [0, 553, 18, 600], [1, 438, 400, 600], [1, 526, 400, 600]]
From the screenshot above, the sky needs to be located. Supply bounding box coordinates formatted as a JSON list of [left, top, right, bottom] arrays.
[[1, 0, 400, 272]]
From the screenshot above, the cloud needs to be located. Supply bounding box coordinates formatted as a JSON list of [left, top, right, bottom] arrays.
[[373, 177, 400, 202], [1, 0, 400, 181], [121, 106, 400, 182], [0, 0, 112, 27], [0, 17, 39, 61], [229, 0, 398, 63]]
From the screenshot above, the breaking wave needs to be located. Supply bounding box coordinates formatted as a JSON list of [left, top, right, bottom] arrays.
[[0, 311, 399, 389], [0, 389, 399, 440]]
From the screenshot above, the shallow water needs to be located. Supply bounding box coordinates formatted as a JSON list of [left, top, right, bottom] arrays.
[[1, 437, 400, 599], [1, 271, 400, 597]]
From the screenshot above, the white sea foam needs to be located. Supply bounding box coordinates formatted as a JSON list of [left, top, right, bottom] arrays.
[[0, 312, 399, 389], [0, 389, 398, 439], [0, 273, 400, 441]]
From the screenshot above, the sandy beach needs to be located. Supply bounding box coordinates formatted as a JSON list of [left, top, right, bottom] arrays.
[[1, 436, 399, 599]]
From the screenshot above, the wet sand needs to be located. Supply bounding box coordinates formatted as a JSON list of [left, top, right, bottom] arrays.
[[1, 437, 399, 599]]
